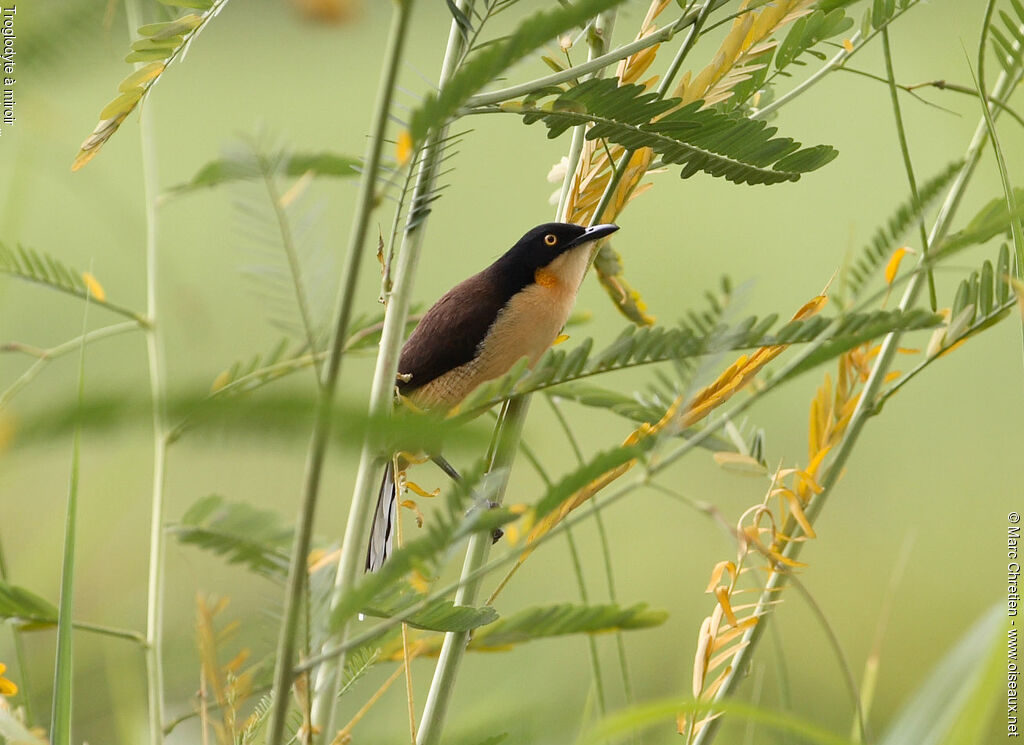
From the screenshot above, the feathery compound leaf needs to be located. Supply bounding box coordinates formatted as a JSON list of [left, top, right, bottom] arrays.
[[844, 161, 964, 298], [408, 0, 628, 146], [0, 580, 58, 630], [510, 78, 838, 185], [454, 307, 940, 419], [468, 603, 667, 649], [170, 494, 293, 578], [780, 308, 941, 380], [364, 595, 499, 633], [165, 151, 361, 196], [72, 0, 229, 170], [0, 241, 146, 322]]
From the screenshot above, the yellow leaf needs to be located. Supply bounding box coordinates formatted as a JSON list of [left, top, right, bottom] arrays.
[[705, 560, 737, 592], [715, 587, 739, 627], [552, 333, 570, 345], [81, 271, 106, 301], [885, 247, 912, 284], [406, 480, 439, 499], [396, 129, 413, 166], [118, 62, 165, 92], [100, 88, 144, 120]]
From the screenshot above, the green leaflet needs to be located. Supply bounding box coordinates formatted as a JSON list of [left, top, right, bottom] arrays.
[[938, 187, 1024, 257], [0, 580, 59, 630]]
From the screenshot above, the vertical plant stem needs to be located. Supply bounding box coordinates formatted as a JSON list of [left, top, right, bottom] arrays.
[[125, 1, 169, 741], [51, 288, 90, 745], [881, 27, 936, 310], [689, 51, 1024, 745], [306, 3, 471, 741], [265, 4, 415, 744], [549, 395, 607, 716]]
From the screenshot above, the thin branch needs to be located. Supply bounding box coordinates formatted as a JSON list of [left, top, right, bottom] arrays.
[[881, 27, 937, 309], [0, 322, 141, 409]]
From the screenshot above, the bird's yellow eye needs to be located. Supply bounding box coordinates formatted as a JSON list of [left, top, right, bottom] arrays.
[[543, 234, 558, 246]]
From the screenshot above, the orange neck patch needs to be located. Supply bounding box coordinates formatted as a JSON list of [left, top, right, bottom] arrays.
[[534, 267, 559, 288]]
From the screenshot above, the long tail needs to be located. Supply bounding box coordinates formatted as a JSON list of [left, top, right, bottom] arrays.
[[365, 461, 397, 572]]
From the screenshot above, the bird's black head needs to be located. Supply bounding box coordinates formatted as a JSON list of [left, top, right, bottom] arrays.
[[498, 222, 619, 274]]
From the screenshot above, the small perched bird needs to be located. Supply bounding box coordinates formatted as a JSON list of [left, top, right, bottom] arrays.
[[366, 221, 620, 571]]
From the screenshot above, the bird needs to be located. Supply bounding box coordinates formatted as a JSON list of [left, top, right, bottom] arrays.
[[366, 221, 620, 571]]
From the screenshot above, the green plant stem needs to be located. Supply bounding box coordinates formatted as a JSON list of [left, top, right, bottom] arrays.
[[72, 621, 149, 645], [976, 4, 1024, 278], [462, 0, 729, 110], [265, 5, 415, 745], [547, 396, 608, 716], [0, 322, 141, 409], [51, 286, 90, 745], [305, 3, 466, 742], [124, 1, 170, 741], [416, 397, 529, 745], [881, 27, 936, 310], [687, 49, 1024, 745]]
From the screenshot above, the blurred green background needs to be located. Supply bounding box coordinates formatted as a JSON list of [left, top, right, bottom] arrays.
[[0, 1, 1021, 743]]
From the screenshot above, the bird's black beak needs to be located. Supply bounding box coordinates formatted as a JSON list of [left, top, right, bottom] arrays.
[[566, 223, 619, 249]]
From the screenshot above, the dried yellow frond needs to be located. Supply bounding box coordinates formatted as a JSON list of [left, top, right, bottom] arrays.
[[705, 560, 738, 592]]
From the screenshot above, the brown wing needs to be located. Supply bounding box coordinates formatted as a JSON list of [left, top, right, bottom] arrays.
[[397, 269, 512, 394]]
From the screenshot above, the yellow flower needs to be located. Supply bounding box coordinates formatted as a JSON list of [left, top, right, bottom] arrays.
[[0, 662, 17, 696]]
